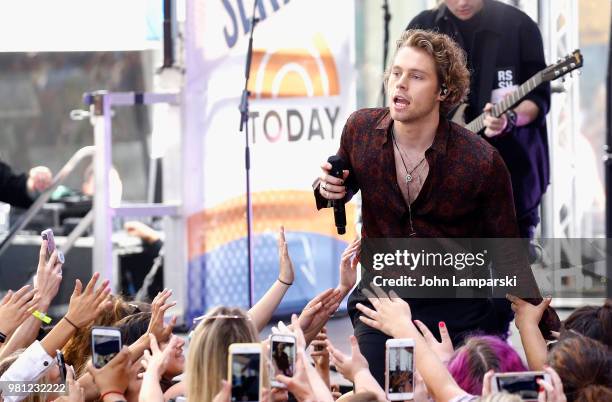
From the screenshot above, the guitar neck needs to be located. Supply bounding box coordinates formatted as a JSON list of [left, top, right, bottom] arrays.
[[466, 72, 543, 133]]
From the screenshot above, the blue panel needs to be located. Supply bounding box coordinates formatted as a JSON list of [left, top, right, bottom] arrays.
[[186, 232, 349, 324]]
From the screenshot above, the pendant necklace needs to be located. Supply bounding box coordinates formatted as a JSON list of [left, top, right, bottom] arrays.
[[392, 128, 426, 184]]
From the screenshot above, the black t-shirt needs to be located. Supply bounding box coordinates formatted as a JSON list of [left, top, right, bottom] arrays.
[[448, 10, 484, 120], [448, 9, 483, 71]]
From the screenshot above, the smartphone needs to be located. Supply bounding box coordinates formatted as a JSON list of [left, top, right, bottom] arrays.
[[56, 350, 66, 383], [269, 334, 296, 389], [91, 327, 122, 369], [491, 371, 551, 401], [41, 229, 56, 257], [228, 343, 262, 402], [385, 338, 415, 401]]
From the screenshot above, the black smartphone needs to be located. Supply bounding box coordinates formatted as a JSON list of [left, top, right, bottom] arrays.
[[56, 350, 66, 383]]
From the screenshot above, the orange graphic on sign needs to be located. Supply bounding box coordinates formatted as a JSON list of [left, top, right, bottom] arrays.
[[248, 33, 340, 98]]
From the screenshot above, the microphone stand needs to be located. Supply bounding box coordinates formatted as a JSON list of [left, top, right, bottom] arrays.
[[239, 0, 259, 308], [380, 0, 391, 107]]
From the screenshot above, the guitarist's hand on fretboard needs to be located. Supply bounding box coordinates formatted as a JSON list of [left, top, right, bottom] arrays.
[[457, 50, 583, 135], [482, 102, 508, 138]]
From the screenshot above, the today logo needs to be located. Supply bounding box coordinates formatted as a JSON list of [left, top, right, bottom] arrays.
[[248, 33, 340, 98]]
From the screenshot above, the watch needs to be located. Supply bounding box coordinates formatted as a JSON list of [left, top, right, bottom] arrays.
[[504, 109, 518, 132]]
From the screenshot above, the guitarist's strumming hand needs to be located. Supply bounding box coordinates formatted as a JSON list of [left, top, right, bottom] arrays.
[[482, 102, 509, 138]]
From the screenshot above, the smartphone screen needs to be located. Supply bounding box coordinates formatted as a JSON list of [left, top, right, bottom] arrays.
[[496, 373, 544, 399], [91, 331, 121, 368], [270, 338, 295, 386], [231, 352, 260, 402], [41, 229, 56, 257], [388, 345, 414, 396]]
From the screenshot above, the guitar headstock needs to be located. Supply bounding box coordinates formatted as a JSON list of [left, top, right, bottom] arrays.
[[541, 50, 583, 82]]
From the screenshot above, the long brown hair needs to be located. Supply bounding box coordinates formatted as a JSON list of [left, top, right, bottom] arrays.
[[548, 336, 612, 402], [62, 294, 134, 375], [186, 306, 258, 402], [562, 299, 612, 348]]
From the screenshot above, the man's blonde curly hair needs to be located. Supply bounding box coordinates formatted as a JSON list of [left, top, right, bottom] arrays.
[[384, 29, 470, 115]]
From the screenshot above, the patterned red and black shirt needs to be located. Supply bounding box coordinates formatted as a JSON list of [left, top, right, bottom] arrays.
[[314, 107, 520, 239]]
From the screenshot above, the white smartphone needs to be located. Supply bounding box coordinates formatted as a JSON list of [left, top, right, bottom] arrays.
[[41, 228, 56, 257], [228, 343, 262, 402], [269, 334, 296, 388], [385, 338, 415, 401], [41, 228, 65, 264], [91, 326, 122, 369], [491, 371, 551, 401]]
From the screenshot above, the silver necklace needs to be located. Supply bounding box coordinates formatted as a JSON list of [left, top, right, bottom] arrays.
[[392, 129, 426, 184], [390, 127, 421, 237]]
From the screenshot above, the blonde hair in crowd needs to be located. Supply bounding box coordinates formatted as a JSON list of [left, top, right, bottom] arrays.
[[186, 306, 258, 402]]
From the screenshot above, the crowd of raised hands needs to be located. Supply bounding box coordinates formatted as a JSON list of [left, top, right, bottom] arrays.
[[0, 229, 609, 402]]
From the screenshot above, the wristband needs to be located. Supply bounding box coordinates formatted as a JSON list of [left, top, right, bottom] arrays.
[[504, 109, 518, 132], [32, 310, 52, 324], [277, 277, 293, 286], [63, 316, 79, 330]]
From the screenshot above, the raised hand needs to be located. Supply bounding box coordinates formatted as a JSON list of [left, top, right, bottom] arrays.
[[481, 369, 495, 396], [56, 365, 85, 402], [506, 293, 552, 330], [0, 285, 39, 335], [65, 272, 112, 328], [356, 286, 413, 338], [278, 226, 295, 286], [537, 366, 567, 402], [327, 335, 369, 383], [34, 240, 63, 309], [87, 347, 131, 397], [338, 238, 360, 296], [311, 327, 330, 371], [141, 334, 179, 380], [147, 289, 177, 343], [414, 319, 454, 364], [298, 288, 342, 344], [276, 348, 316, 401]]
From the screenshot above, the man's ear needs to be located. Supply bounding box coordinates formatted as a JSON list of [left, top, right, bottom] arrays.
[[439, 84, 449, 99]]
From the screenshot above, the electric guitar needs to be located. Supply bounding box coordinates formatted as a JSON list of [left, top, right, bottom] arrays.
[[452, 49, 583, 133]]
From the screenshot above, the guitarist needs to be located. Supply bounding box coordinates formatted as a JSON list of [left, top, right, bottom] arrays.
[[407, 0, 551, 243]]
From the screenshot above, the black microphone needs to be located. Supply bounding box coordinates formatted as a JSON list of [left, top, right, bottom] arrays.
[[327, 155, 346, 235]]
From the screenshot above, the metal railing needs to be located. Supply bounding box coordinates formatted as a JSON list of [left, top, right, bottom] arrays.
[[0, 146, 95, 257]]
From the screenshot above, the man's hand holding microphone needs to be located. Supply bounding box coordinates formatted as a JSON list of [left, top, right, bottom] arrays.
[[319, 156, 350, 235]]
